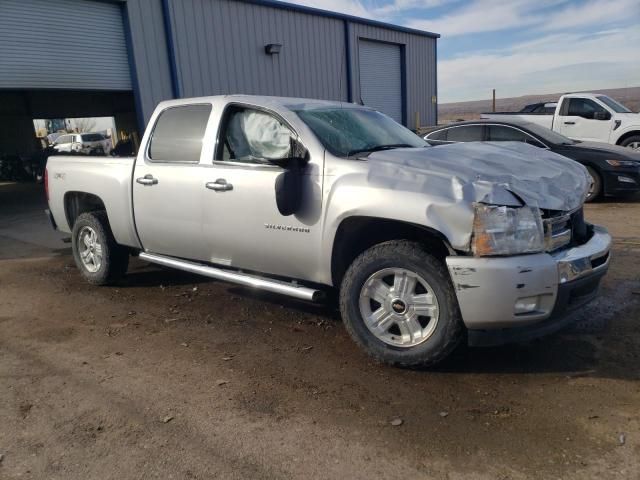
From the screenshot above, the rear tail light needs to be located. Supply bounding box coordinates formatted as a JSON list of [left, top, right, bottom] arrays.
[[44, 168, 49, 202]]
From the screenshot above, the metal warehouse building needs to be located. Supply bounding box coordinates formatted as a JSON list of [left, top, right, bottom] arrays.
[[0, 0, 438, 155]]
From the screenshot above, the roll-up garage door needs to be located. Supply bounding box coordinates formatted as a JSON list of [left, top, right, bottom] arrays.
[[358, 40, 403, 123], [0, 0, 131, 90]]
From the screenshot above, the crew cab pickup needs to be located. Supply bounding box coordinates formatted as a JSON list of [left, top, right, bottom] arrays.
[[45, 95, 612, 367], [482, 93, 640, 150]]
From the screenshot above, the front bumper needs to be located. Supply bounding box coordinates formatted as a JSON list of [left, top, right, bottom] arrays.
[[446, 226, 611, 346], [603, 167, 640, 195]]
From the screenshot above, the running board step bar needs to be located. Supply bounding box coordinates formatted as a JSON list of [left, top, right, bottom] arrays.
[[139, 252, 323, 302]]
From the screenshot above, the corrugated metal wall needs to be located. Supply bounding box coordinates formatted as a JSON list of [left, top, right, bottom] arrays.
[[0, 0, 131, 90], [0, 0, 436, 129], [125, 0, 175, 126], [164, 0, 349, 102], [348, 23, 437, 128], [122, 0, 437, 129]]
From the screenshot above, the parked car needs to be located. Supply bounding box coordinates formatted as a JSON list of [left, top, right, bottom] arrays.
[[52, 132, 111, 155], [423, 120, 640, 202], [481, 93, 640, 149], [45, 95, 611, 368]]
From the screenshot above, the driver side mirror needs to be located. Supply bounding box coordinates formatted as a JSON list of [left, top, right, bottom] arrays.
[[269, 137, 309, 167], [274, 138, 308, 216], [594, 111, 611, 121]]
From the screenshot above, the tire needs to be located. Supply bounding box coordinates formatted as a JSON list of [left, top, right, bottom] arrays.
[[71, 211, 129, 285], [339, 240, 463, 368], [585, 166, 602, 203], [619, 135, 640, 151]]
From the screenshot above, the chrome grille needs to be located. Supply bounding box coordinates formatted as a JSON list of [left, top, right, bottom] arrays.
[[544, 212, 572, 252]]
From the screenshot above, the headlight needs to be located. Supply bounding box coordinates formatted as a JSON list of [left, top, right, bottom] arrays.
[[472, 204, 544, 256], [606, 159, 638, 167]]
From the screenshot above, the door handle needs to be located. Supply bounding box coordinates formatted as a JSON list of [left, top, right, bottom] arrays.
[[206, 178, 233, 192], [564, 121, 576, 125], [136, 174, 158, 186]]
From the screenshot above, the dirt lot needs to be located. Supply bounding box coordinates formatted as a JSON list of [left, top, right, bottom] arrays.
[[1, 189, 639, 479]]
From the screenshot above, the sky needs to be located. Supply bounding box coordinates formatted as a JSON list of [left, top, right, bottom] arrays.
[[283, 0, 640, 103]]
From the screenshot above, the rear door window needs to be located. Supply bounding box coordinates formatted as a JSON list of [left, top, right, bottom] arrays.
[[446, 125, 484, 142], [149, 104, 212, 162]]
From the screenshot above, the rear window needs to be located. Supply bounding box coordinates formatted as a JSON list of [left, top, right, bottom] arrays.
[[81, 133, 104, 142], [149, 104, 212, 162]]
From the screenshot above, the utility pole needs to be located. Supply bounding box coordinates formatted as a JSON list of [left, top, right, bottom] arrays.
[[492, 89, 496, 112]]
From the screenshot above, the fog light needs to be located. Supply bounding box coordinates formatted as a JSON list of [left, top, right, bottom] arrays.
[[514, 296, 540, 315], [618, 176, 637, 184]]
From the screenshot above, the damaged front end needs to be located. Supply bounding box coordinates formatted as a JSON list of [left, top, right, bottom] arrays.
[[447, 203, 610, 344]]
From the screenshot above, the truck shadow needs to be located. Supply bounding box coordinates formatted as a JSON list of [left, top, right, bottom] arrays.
[[121, 262, 640, 381]]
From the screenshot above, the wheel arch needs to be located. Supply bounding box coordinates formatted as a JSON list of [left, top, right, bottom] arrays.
[[615, 130, 640, 146], [331, 216, 455, 287], [64, 191, 109, 230]]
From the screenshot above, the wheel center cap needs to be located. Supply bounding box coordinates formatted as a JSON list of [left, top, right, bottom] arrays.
[[391, 298, 407, 315]]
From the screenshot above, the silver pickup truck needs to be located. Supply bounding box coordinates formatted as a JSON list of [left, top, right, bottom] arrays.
[[45, 95, 612, 367]]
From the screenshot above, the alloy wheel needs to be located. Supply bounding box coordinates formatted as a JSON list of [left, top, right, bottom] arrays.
[[78, 226, 103, 273], [359, 268, 440, 348]]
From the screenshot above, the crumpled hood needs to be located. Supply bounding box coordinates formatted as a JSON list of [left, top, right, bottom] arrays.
[[367, 141, 589, 211]]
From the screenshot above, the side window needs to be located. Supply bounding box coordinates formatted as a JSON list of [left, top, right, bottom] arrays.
[[566, 98, 605, 119], [217, 107, 294, 164], [148, 104, 212, 162], [488, 126, 546, 148], [488, 126, 528, 142], [427, 129, 448, 141], [446, 125, 483, 142]]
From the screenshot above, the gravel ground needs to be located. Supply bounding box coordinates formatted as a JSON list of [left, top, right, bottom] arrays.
[[1, 191, 639, 479]]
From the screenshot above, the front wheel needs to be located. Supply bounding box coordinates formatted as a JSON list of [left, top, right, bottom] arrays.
[[620, 135, 640, 151], [339, 240, 463, 368], [585, 166, 602, 203], [72, 211, 129, 285]]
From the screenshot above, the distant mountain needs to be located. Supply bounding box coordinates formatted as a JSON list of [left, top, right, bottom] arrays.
[[437, 86, 640, 123]]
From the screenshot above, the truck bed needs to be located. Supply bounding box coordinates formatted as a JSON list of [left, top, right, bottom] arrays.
[[46, 155, 141, 249], [480, 112, 554, 129]]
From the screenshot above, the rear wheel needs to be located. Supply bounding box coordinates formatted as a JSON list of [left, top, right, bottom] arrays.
[[585, 166, 602, 202], [72, 211, 129, 285], [339, 240, 463, 368]]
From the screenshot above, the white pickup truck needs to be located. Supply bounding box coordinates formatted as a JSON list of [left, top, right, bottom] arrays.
[[45, 95, 611, 368], [482, 93, 640, 150]]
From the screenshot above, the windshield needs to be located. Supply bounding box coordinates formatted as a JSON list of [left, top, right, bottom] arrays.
[[294, 107, 426, 157], [519, 122, 576, 145], [596, 95, 633, 113]]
